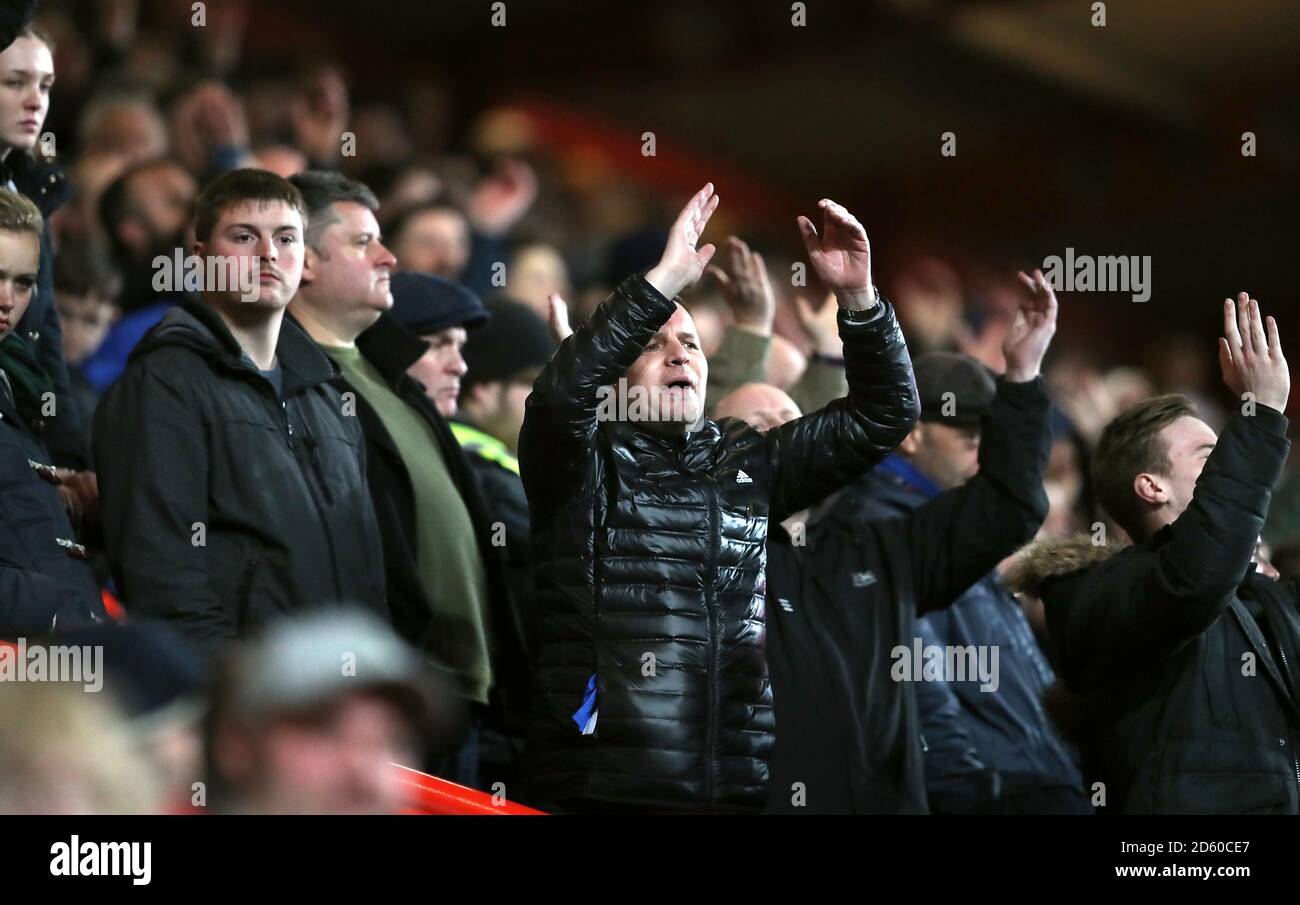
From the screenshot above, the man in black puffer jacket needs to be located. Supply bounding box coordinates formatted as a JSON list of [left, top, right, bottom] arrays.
[[520, 185, 919, 812]]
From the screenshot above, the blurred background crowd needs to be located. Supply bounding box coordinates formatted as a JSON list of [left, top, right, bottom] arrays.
[[1, 0, 1298, 813]]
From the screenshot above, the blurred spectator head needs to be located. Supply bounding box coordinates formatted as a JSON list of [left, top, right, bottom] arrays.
[[389, 201, 471, 279], [714, 382, 801, 432], [192, 168, 307, 312], [1092, 394, 1207, 543], [0, 680, 163, 814], [510, 241, 571, 322], [389, 271, 486, 417], [0, 27, 54, 154], [53, 238, 121, 366], [892, 255, 964, 354], [899, 352, 998, 490], [765, 333, 806, 391], [99, 158, 197, 265], [78, 91, 169, 163], [0, 188, 43, 341], [460, 297, 554, 450], [289, 170, 395, 338], [51, 623, 206, 810], [254, 144, 308, 179], [204, 610, 436, 814]]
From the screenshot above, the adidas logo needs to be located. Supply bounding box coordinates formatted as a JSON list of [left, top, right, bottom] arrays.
[[851, 570, 877, 588], [735, 469, 753, 484], [778, 598, 794, 613]]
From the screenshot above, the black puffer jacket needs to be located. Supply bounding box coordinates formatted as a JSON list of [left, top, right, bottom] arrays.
[[1, 367, 103, 637], [93, 298, 388, 656], [519, 273, 918, 811], [1008, 405, 1300, 814]]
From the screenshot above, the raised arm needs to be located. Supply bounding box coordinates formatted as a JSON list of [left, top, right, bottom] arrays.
[[1047, 294, 1291, 686], [907, 269, 1057, 614], [768, 199, 920, 519], [520, 184, 719, 494]]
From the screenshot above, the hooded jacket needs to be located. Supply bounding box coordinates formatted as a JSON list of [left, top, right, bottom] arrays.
[[1006, 404, 1300, 814], [93, 297, 387, 656], [519, 273, 919, 812]]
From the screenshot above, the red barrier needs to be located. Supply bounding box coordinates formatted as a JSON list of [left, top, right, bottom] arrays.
[[391, 764, 546, 815]]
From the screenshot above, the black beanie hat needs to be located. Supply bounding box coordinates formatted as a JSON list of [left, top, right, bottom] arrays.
[[463, 297, 556, 387], [388, 272, 489, 336]]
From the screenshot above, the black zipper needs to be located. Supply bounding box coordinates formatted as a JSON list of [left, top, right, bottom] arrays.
[[703, 476, 720, 806], [274, 393, 346, 601]]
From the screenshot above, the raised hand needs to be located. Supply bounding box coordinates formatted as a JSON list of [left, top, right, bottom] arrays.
[[468, 158, 539, 237], [793, 291, 843, 358], [1219, 292, 1289, 413], [645, 183, 720, 300], [548, 292, 574, 343], [705, 236, 775, 335], [797, 199, 874, 309], [1003, 269, 1059, 382]]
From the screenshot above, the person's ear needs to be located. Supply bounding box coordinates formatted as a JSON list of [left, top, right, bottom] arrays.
[[300, 246, 319, 286], [1133, 472, 1168, 506], [899, 423, 924, 456]]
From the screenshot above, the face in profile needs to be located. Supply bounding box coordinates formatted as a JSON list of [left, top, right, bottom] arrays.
[[0, 37, 53, 152], [195, 200, 304, 311], [905, 421, 981, 491], [1147, 415, 1217, 523], [0, 228, 40, 341], [622, 304, 708, 432], [300, 201, 395, 335]]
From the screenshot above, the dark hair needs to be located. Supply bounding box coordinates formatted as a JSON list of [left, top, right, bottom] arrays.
[[287, 170, 379, 254], [98, 158, 190, 264], [53, 238, 121, 300], [1091, 394, 1197, 539], [192, 168, 307, 244]]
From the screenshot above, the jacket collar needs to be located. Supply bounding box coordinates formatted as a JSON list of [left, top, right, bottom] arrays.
[[139, 298, 339, 395], [607, 418, 723, 470]]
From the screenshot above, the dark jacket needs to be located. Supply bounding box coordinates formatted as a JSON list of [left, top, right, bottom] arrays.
[[839, 456, 1086, 813], [0, 367, 104, 637], [450, 417, 536, 650], [1007, 405, 1300, 815], [766, 377, 1052, 813], [7, 149, 86, 468], [93, 298, 388, 657], [519, 273, 918, 812], [343, 313, 531, 726]]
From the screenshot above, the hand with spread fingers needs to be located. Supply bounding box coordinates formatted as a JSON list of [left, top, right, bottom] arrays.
[[645, 183, 720, 301], [1219, 292, 1289, 413], [797, 199, 875, 310], [1002, 269, 1059, 382], [706, 235, 775, 335]]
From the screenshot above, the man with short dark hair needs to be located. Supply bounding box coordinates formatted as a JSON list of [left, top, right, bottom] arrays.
[[286, 171, 528, 788], [1009, 293, 1297, 814], [94, 168, 387, 656]]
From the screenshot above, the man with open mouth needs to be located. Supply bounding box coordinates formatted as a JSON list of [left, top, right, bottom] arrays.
[[519, 183, 919, 813]]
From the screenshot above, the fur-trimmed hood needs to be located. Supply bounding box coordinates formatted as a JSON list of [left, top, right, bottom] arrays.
[[1004, 534, 1125, 598]]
